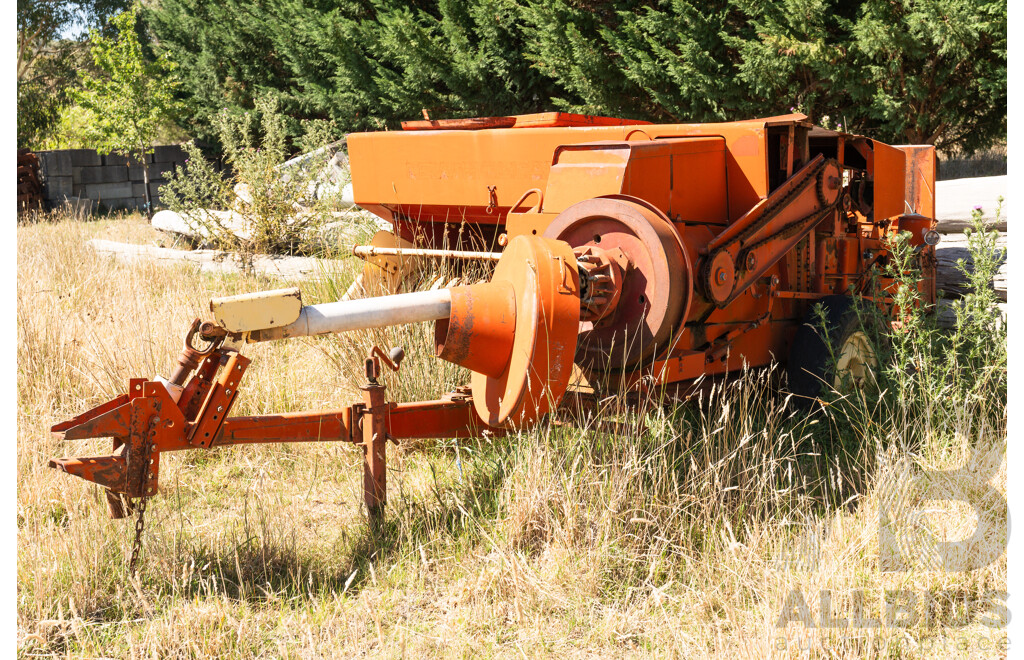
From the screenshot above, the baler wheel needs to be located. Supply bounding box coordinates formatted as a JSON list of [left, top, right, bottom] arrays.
[[787, 295, 882, 408]]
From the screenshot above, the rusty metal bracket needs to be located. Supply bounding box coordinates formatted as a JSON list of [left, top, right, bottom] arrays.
[[187, 352, 250, 448], [486, 185, 498, 214], [705, 279, 777, 362]]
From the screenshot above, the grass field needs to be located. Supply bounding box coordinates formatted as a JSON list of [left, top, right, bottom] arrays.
[[17, 212, 1006, 658]]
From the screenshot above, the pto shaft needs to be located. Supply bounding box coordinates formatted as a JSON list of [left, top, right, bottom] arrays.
[[248, 289, 452, 342]]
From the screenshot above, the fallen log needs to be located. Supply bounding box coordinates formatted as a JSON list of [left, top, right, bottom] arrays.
[[87, 239, 348, 281], [934, 232, 1007, 302], [151, 208, 390, 249], [935, 298, 1008, 330]]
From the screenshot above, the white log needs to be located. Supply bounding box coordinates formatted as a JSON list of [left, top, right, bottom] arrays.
[[152, 207, 389, 248], [87, 239, 339, 280], [151, 208, 252, 241]]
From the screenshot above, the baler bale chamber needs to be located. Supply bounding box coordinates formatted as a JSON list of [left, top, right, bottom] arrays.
[[351, 112, 938, 383], [48, 112, 939, 556]]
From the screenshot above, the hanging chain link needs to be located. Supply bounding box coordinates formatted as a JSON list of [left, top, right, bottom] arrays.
[[128, 414, 158, 573]]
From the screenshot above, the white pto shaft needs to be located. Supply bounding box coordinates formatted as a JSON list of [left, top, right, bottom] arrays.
[[248, 289, 453, 342]]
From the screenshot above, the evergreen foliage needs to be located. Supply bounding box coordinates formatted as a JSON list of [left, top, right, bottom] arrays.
[[143, 0, 1005, 153]]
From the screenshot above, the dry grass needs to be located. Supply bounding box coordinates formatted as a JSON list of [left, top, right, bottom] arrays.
[[17, 212, 1006, 658], [937, 144, 1007, 181]]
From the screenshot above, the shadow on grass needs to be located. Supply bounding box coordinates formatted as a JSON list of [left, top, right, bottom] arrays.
[[160, 368, 894, 602], [167, 442, 513, 602]]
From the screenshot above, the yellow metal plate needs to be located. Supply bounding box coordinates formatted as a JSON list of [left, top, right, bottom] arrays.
[[210, 287, 303, 333], [361, 230, 418, 295]]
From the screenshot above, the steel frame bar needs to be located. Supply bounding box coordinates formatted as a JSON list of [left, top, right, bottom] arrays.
[[48, 343, 507, 522]]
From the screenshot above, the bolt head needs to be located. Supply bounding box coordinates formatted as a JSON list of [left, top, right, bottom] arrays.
[[716, 270, 726, 284]]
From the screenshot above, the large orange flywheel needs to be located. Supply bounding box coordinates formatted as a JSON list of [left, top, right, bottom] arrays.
[[544, 196, 692, 371]]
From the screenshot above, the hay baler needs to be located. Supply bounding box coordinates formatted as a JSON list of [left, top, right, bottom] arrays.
[[49, 112, 938, 543]]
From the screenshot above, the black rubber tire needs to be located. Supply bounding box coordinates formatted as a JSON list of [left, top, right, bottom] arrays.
[[787, 295, 876, 408]]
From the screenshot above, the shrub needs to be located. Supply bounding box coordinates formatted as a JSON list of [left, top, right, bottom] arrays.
[[159, 96, 349, 262]]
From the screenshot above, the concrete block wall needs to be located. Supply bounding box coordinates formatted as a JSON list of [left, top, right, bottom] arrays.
[[36, 145, 189, 214]]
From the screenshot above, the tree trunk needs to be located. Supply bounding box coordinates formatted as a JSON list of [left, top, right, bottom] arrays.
[[138, 148, 153, 221]]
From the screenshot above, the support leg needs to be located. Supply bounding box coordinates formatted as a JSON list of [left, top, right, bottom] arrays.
[[361, 383, 388, 522]]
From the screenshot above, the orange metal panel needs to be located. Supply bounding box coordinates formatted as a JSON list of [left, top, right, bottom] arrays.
[[542, 143, 631, 212], [666, 138, 728, 224], [505, 211, 560, 239], [347, 115, 783, 232], [402, 116, 517, 131], [894, 145, 936, 218], [871, 140, 907, 220], [521, 137, 728, 223], [511, 112, 652, 128]]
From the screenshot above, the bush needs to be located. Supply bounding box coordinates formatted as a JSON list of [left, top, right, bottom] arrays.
[[159, 96, 349, 261]]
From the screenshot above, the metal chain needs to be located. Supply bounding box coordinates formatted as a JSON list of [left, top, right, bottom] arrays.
[[739, 205, 833, 258], [128, 415, 157, 573], [701, 158, 836, 298], [734, 158, 827, 247]]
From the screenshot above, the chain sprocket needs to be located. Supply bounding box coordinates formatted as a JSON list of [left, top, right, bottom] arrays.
[[700, 157, 840, 305]]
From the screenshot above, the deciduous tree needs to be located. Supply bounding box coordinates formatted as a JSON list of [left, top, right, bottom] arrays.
[[77, 3, 179, 217]]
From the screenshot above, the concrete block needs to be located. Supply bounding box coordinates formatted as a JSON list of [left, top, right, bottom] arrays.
[[85, 182, 134, 200], [128, 165, 144, 181], [67, 149, 101, 167], [39, 151, 72, 177], [45, 176, 73, 199], [153, 144, 186, 163], [133, 183, 147, 198], [148, 162, 179, 179], [98, 197, 140, 212], [102, 153, 130, 166], [79, 166, 129, 184], [60, 195, 94, 219], [75, 166, 93, 183]]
